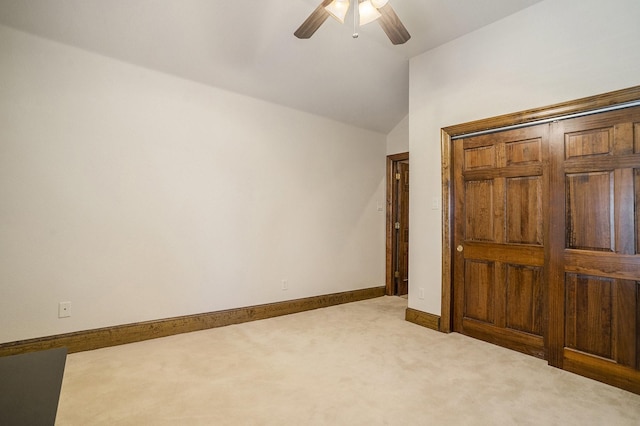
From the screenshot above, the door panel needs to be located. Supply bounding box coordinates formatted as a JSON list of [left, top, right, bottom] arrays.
[[505, 264, 544, 335], [464, 145, 496, 169], [453, 124, 549, 359], [550, 107, 640, 393], [564, 128, 613, 159], [506, 138, 542, 165], [565, 273, 614, 359], [464, 260, 495, 323], [464, 180, 494, 241], [506, 176, 543, 244], [565, 172, 614, 251]]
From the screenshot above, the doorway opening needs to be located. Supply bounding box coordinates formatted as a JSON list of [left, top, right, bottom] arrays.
[[386, 152, 409, 296]]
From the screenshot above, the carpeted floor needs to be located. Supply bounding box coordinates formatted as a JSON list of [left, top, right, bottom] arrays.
[[56, 296, 640, 425]]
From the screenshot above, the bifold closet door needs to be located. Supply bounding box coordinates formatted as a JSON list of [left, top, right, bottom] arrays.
[[548, 106, 640, 393], [453, 124, 549, 359]]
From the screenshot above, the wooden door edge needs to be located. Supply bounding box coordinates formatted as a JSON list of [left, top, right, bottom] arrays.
[[440, 130, 453, 332], [386, 152, 409, 296]]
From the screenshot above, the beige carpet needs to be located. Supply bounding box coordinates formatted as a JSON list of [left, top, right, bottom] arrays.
[[56, 296, 640, 425]]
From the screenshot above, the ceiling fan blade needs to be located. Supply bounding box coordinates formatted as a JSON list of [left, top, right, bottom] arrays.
[[294, 0, 334, 39], [376, 3, 411, 45]]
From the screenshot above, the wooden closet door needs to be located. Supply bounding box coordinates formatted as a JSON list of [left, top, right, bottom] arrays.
[[548, 106, 640, 393], [453, 124, 549, 359]]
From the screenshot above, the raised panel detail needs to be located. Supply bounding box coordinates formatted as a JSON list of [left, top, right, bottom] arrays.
[[615, 280, 639, 369], [506, 138, 541, 165], [464, 260, 495, 324], [565, 128, 613, 159], [566, 172, 614, 251], [565, 274, 613, 360], [506, 265, 543, 336], [506, 176, 542, 244], [464, 145, 495, 170], [635, 123, 640, 154], [465, 180, 494, 241]]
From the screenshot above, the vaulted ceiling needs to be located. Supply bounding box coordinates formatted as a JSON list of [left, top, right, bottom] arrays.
[[0, 0, 542, 133]]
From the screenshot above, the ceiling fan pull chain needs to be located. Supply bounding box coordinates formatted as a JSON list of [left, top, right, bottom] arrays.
[[353, 0, 359, 38]]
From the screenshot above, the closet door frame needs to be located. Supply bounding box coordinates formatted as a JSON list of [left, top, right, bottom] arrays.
[[440, 86, 640, 393], [440, 86, 640, 334]]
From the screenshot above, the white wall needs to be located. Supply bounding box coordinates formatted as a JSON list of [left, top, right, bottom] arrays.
[[386, 114, 409, 155], [409, 0, 640, 315], [0, 25, 387, 344]]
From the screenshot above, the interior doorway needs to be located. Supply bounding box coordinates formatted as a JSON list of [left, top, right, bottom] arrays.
[[386, 153, 409, 296]]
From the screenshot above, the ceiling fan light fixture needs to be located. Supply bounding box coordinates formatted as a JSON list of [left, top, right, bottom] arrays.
[[296, 0, 410, 45], [325, 0, 350, 24], [370, 0, 389, 8], [359, 0, 382, 26]]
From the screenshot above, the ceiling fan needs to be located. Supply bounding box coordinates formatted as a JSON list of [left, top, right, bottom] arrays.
[[295, 0, 411, 45]]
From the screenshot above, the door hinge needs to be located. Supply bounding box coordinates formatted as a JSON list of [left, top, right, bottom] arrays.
[[395, 222, 400, 229], [394, 271, 400, 278], [395, 173, 401, 180]]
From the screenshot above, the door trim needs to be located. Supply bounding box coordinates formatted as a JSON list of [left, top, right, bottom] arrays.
[[386, 152, 409, 296], [440, 85, 640, 333]]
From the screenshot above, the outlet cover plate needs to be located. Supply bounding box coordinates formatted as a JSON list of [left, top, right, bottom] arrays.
[[58, 302, 71, 318]]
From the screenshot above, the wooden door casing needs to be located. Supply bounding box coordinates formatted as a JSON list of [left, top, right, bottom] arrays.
[[453, 124, 549, 359]]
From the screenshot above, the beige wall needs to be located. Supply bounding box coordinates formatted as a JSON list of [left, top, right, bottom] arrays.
[[0, 25, 387, 343], [408, 0, 640, 315], [386, 114, 409, 155]]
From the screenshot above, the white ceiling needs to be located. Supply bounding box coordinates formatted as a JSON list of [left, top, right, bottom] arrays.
[[0, 0, 542, 133]]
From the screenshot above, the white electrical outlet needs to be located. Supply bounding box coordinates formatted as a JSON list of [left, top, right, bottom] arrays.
[[281, 280, 288, 291], [58, 301, 71, 318], [431, 197, 441, 210], [419, 288, 425, 300]]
